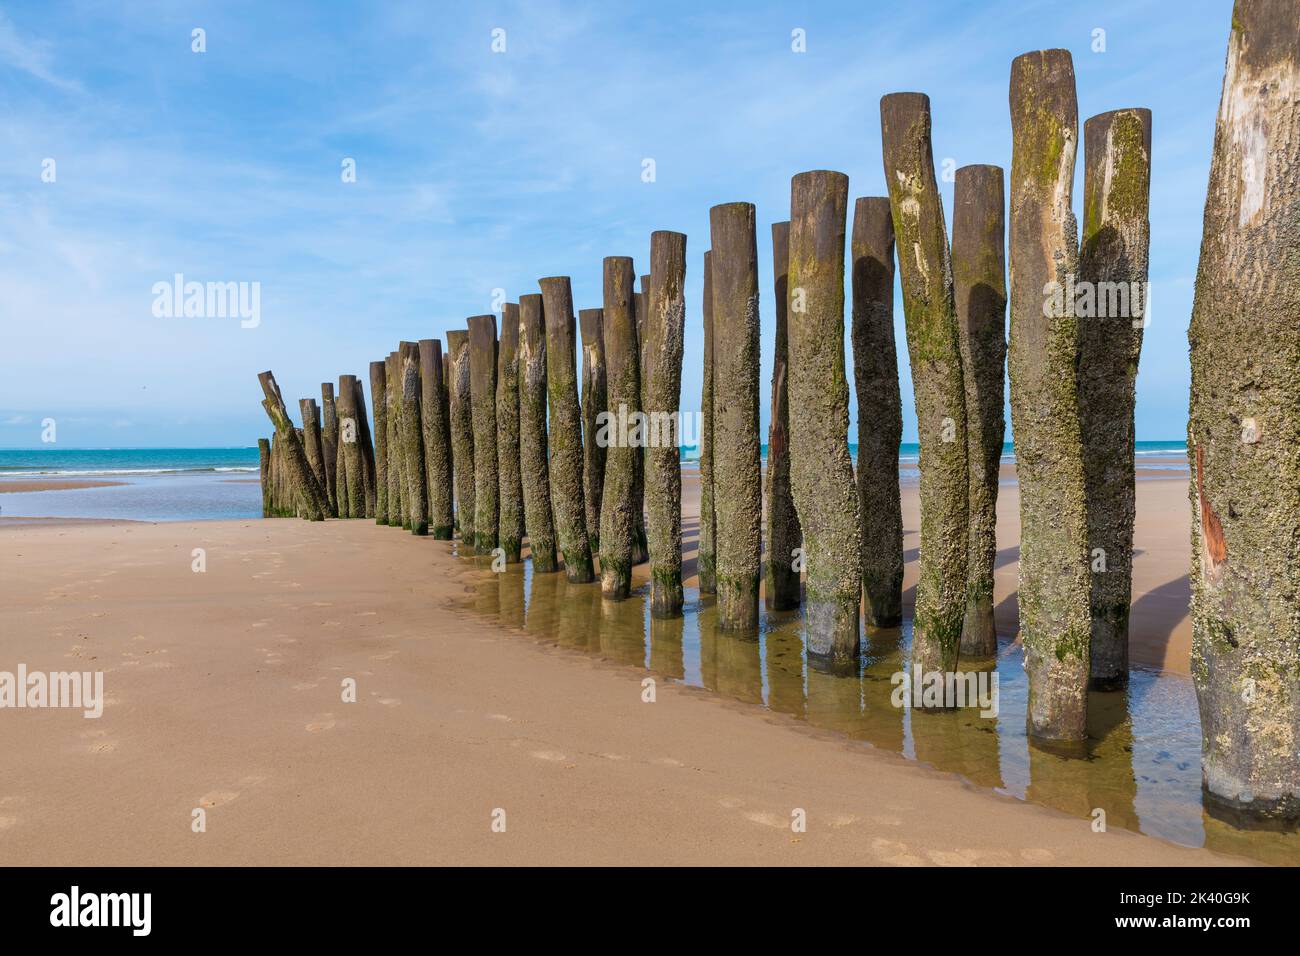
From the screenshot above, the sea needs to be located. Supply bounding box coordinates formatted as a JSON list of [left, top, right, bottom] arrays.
[[0, 441, 1189, 523]]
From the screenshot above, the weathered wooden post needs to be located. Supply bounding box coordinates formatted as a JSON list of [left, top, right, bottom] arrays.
[[952, 165, 1008, 657], [579, 308, 607, 554], [496, 305, 525, 561], [258, 437, 272, 517], [518, 294, 558, 571], [352, 375, 377, 517], [269, 431, 283, 515], [598, 257, 639, 598], [787, 172, 862, 666], [850, 199, 903, 626], [257, 370, 328, 520], [767, 222, 802, 611], [419, 339, 454, 539], [298, 397, 328, 497], [385, 351, 406, 528], [1079, 109, 1152, 688], [320, 383, 339, 516], [709, 203, 762, 630], [1008, 50, 1092, 743], [368, 362, 389, 525], [540, 276, 594, 583], [1188, 0, 1299, 825], [643, 233, 687, 617], [468, 314, 500, 554], [446, 330, 476, 550], [335, 374, 367, 518], [881, 93, 971, 679], [399, 342, 428, 535], [698, 250, 717, 595], [632, 276, 651, 566]]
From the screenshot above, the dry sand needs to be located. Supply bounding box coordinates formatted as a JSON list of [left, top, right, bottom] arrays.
[[0, 464, 1240, 866]]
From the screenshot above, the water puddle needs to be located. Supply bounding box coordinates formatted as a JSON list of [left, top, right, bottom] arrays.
[[459, 554, 1298, 864]]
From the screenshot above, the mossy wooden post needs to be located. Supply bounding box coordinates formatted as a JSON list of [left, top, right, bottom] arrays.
[[298, 398, 328, 497], [258, 437, 272, 517], [850, 199, 903, 626], [441, 348, 454, 510], [468, 314, 500, 554], [385, 351, 406, 528], [787, 172, 862, 666], [952, 165, 1008, 658], [1079, 109, 1152, 688], [496, 305, 524, 561], [518, 295, 558, 571], [257, 370, 327, 521], [368, 362, 389, 525], [336, 374, 366, 518], [709, 204, 762, 630], [447, 330, 476, 551], [598, 257, 639, 598], [420, 339, 454, 539], [1008, 50, 1092, 744], [320, 383, 339, 516], [268, 430, 282, 515], [579, 307, 607, 554], [767, 222, 802, 611], [352, 375, 376, 518], [643, 234, 687, 617], [881, 94, 970, 679], [399, 342, 428, 535], [1188, 0, 1299, 826], [698, 251, 717, 595], [631, 277, 650, 566], [540, 276, 594, 583]]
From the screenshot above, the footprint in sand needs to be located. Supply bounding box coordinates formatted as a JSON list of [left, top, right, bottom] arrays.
[[376, 698, 400, 707], [871, 838, 926, 867], [292, 682, 319, 692], [371, 652, 397, 662], [651, 757, 684, 768], [486, 714, 512, 723], [1020, 848, 1054, 863], [927, 849, 979, 867], [198, 790, 239, 809], [306, 714, 336, 733], [0, 816, 17, 831], [530, 750, 567, 762], [743, 811, 786, 829], [718, 796, 744, 809], [828, 813, 858, 828]]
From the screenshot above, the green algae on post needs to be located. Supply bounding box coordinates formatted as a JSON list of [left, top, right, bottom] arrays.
[[699, 250, 716, 595], [257, 370, 328, 521], [632, 276, 650, 567], [518, 293, 558, 572], [257, 437, 271, 517], [319, 382, 339, 516], [398, 343, 428, 535], [420, 338, 454, 539], [599, 257, 640, 599], [496, 304, 525, 561], [579, 307, 607, 555], [298, 396, 329, 505], [767, 222, 802, 612], [384, 352, 406, 527], [447, 330, 476, 551], [468, 314, 500, 554]]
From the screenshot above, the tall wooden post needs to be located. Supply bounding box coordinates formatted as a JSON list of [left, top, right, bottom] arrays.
[[709, 203, 762, 630], [1188, 0, 1299, 825], [767, 221, 802, 611], [336, 374, 366, 518], [632, 276, 650, 566], [850, 199, 903, 626], [399, 342, 428, 535], [881, 93, 971, 678], [320, 383, 339, 516], [952, 165, 1008, 658], [468, 314, 500, 554], [420, 339, 454, 539], [368, 362, 389, 525], [496, 305, 525, 561], [447, 330, 476, 551], [1080, 109, 1152, 687], [598, 257, 639, 598], [385, 351, 406, 528], [786, 172, 862, 666], [1008, 50, 1092, 743], [699, 250, 717, 595], [540, 276, 594, 583], [257, 370, 328, 520], [643, 234, 686, 617], [579, 308, 607, 554], [518, 294, 558, 571], [298, 398, 328, 498], [352, 375, 377, 517], [258, 437, 271, 517]]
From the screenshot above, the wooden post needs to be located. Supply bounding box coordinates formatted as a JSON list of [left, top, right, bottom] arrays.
[[579, 307, 607, 554], [1079, 109, 1152, 687], [352, 375, 377, 518], [952, 165, 1008, 658], [517, 295, 558, 571], [320, 383, 339, 516], [446, 330, 476, 551], [298, 397, 328, 498], [881, 92, 970, 678], [336, 374, 367, 518], [632, 276, 650, 566], [1008, 50, 1092, 743], [540, 276, 594, 583], [786, 172, 862, 666], [598, 257, 640, 598], [767, 222, 802, 611], [468, 314, 500, 554], [643, 234, 686, 617], [420, 339, 455, 539], [699, 250, 717, 595], [1188, 0, 1299, 825], [368, 362, 389, 525], [496, 305, 525, 561], [257, 370, 327, 520], [709, 203, 762, 630], [258, 437, 271, 517], [397, 342, 428, 535], [384, 352, 406, 527]]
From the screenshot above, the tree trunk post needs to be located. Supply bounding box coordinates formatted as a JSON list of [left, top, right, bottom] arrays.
[[598, 257, 639, 598], [579, 307, 607, 555], [698, 250, 717, 595], [632, 277, 650, 566], [767, 221, 803, 611], [642, 234, 687, 617], [319, 383, 339, 516], [1188, 0, 1299, 825], [1008, 50, 1092, 744], [468, 314, 500, 554], [540, 276, 594, 583], [298, 397, 328, 499], [447, 330, 476, 551], [496, 305, 525, 561], [336, 374, 367, 519], [352, 375, 377, 517], [709, 203, 762, 631], [385, 351, 406, 528], [952, 165, 1008, 658], [517, 295, 558, 571], [786, 172, 862, 667], [398, 342, 428, 535], [257, 370, 327, 520], [420, 339, 454, 539], [368, 362, 389, 525], [258, 437, 271, 517]]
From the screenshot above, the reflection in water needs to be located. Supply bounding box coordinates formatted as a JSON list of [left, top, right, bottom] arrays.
[[467, 557, 1299, 865]]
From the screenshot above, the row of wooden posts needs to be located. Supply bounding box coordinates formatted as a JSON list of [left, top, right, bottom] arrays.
[[257, 9, 1298, 826]]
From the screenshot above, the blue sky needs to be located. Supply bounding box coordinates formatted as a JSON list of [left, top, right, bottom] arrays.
[[0, 0, 1230, 448]]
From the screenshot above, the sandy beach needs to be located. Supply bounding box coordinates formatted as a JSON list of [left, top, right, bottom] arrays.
[[2, 462, 1256, 866]]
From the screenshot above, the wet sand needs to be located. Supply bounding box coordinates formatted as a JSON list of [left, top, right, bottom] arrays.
[[0, 468, 1238, 865], [0, 479, 127, 494]]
